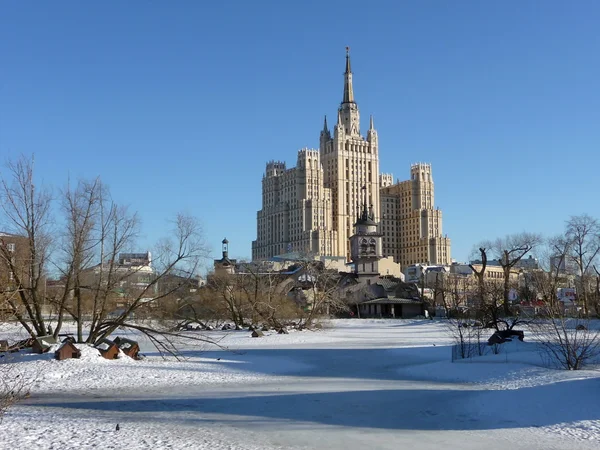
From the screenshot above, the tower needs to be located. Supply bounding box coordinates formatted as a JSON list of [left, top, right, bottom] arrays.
[[222, 238, 229, 259], [350, 187, 383, 277], [321, 48, 380, 261], [214, 238, 237, 275]]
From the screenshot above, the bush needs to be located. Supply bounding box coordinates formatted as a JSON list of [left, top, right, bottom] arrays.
[[531, 314, 600, 370], [0, 356, 33, 422]]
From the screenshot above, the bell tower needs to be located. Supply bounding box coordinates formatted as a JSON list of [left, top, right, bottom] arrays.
[[350, 187, 383, 277], [214, 238, 236, 275]]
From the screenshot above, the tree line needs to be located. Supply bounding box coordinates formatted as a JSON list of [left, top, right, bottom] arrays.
[[426, 216, 600, 323]]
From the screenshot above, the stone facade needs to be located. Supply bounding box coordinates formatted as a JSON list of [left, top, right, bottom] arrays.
[[252, 49, 451, 268], [0, 232, 32, 288], [349, 195, 383, 277], [252, 150, 338, 260], [380, 164, 451, 267]]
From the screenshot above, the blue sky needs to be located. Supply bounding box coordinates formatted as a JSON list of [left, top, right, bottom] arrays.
[[1, 1, 599, 269]]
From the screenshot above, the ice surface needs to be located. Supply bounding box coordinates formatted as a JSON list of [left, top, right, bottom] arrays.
[[0, 319, 599, 450]]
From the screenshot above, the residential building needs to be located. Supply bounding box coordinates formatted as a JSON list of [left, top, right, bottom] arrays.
[[380, 164, 451, 267], [252, 48, 378, 262], [252, 150, 338, 260], [550, 255, 578, 275], [470, 255, 540, 271], [113, 252, 155, 294], [0, 232, 35, 318], [404, 264, 448, 285], [319, 48, 381, 260], [119, 252, 151, 267], [0, 232, 27, 285], [516, 255, 539, 270], [252, 48, 450, 267], [453, 262, 519, 283]]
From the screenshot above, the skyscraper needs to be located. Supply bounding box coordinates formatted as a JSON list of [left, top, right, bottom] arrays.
[[252, 49, 450, 267], [319, 47, 380, 260]]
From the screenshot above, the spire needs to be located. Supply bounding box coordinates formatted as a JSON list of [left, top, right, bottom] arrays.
[[323, 115, 328, 132], [354, 185, 377, 227], [361, 185, 368, 218], [342, 46, 354, 104], [337, 109, 342, 126], [345, 46, 352, 74], [369, 115, 374, 130]]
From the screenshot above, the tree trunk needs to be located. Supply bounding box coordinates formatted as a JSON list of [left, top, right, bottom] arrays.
[[75, 284, 83, 342], [503, 268, 511, 317]]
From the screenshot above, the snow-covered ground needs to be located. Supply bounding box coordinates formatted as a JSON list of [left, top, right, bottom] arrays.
[[1, 319, 599, 449]]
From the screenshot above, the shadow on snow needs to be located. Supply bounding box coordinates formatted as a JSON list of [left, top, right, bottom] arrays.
[[32, 377, 599, 432], [144, 345, 452, 380]]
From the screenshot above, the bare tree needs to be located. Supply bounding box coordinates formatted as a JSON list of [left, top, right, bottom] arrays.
[[469, 247, 488, 318], [52, 177, 138, 342], [593, 265, 600, 317], [488, 232, 542, 316], [0, 155, 52, 338], [235, 264, 291, 330], [208, 272, 249, 329], [1, 156, 217, 356], [565, 214, 600, 316], [530, 235, 572, 310], [88, 213, 209, 344], [0, 355, 35, 422], [168, 282, 225, 331], [531, 303, 600, 370], [446, 316, 486, 360], [198, 259, 349, 331], [295, 261, 348, 329]]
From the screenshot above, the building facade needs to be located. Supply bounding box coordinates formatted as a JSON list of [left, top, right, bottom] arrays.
[[380, 164, 451, 267], [252, 149, 338, 260], [0, 232, 34, 299], [252, 49, 450, 267]]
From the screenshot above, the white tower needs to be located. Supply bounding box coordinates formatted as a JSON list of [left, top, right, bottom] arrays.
[[350, 187, 383, 277]]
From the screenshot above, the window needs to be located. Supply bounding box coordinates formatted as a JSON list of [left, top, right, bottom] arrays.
[[7, 243, 15, 252]]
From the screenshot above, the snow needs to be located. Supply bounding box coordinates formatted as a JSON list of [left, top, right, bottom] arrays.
[[1, 319, 599, 449]]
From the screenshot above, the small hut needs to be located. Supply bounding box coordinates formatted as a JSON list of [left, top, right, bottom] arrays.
[[95, 338, 119, 360], [0, 340, 8, 352], [55, 341, 81, 360], [113, 337, 140, 359], [32, 335, 57, 354], [251, 330, 264, 338]]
